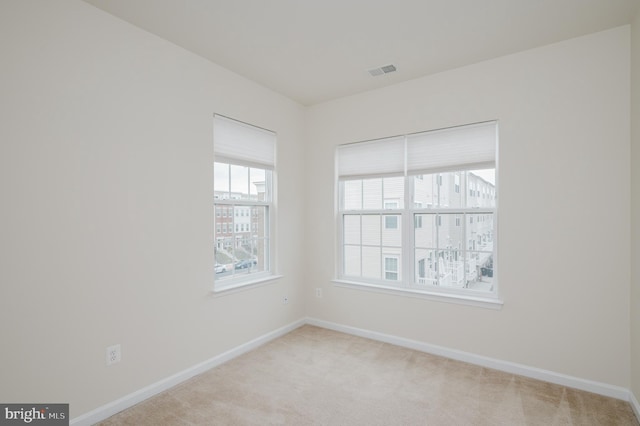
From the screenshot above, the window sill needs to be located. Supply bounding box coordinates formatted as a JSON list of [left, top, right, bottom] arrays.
[[212, 274, 283, 297], [332, 279, 503, 310]]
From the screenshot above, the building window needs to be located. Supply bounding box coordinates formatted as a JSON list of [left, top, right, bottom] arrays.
[[385, 215, 399, 229], [214, 115, 276, 291], [384, 256, 399, 280], [337, 121, 497, 299]]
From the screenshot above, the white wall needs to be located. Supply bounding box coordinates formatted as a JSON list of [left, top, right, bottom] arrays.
[[0, 0, 305, 418], [631, 9, 640, 402], [305, 26, 631, 388], [0, 0, 635, 420]]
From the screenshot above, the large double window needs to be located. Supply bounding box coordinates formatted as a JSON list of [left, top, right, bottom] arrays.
[[214, 115, 276, 291], [337, 121, 498, 301]]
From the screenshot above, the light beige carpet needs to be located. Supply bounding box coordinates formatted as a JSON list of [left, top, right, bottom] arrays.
[[98, 325, 638, 425]]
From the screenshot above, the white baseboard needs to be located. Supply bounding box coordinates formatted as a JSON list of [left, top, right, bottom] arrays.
[[306, 317, 630, 401], [631, 391, 640, 421], [70, 318, 306, 426], [70, 316, 636, 425]]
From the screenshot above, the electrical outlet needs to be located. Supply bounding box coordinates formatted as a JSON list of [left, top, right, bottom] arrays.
[[106, 344, 121, 366], [283, 296, 289, 304], [315, 288, 323, 298]]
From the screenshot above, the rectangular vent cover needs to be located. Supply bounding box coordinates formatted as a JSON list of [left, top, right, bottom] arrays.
[[368, 64, 397, 76]]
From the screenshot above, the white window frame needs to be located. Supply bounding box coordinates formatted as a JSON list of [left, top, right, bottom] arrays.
[[213, 114, 280, 293], [334, 121, 501, 309]]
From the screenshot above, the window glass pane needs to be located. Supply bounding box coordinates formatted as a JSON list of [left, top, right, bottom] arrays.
[[250, 238, 269, 273], [250, 206, 268, 239], [249, 168, 267, 201], [414, 214, 436, 248], [344, 180, 362, 210], [441, 172, 464, 208], [382, 215, 401, 246], [467, 169, 496, 208], [466, 213, 494, 252], [362, 178, 382, 209], [230, 165, 249, 199], [383, 177, 404, 209], [415, 249, 437, 285], [344, 245, 361, 276], [361, 215, 381, 246], [413, 174, 438, 208], [438, 214, 464, 252], [466, 252, 494, 291], [362, 246, 381, 279], [214, 237, 234, 277], [215, 202, 270, 284], [344, 215, 361, 245], [438, 250, 465, 288], [214, 162, 230, 198]]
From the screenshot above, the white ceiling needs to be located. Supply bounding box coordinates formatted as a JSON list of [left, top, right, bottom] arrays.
[[82, 0, 638, 106]]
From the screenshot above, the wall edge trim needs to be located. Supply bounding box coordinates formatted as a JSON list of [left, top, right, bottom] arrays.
[[70, 318, 306, 426], [630, 391, 640, 422], [305, 317, 631, 401]]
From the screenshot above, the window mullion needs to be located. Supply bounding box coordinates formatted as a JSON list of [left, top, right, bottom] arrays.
[[404, 175, 413, 288], [379, 214, 383, 280], [359, 214, 363, 278], [463, 212, 467, 287]]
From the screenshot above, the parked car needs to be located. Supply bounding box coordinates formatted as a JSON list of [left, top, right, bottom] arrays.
[[235, 259, 257, 270], [214, 264, 227, 274]]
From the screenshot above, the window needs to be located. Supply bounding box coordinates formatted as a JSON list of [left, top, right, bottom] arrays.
[[337, 121, 498, 301], [214, 115, 276, 291], [385, 215, 399, 229], [384, 256, 399, 280]]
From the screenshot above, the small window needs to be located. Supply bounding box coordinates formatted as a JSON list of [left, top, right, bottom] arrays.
[[214, 115, 276, 291], [384, 256, 399, 280], [385, 215, 399, 229]]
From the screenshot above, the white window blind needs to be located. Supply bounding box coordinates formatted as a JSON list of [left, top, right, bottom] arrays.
[[337, 136, 405, 179], [214, 115, 276, 169], [407, 121, 497, 175], [337, 122, 497, 178]]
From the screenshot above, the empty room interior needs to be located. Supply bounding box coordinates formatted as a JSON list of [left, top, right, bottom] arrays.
[[2, 0, 640, 424]]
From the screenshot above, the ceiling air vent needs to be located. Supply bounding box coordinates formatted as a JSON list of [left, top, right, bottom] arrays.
[[368, 64, 397, 77]]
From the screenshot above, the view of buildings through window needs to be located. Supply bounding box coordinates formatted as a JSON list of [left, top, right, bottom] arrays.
[[341, 169, 495, 292], [214, 162, 271, 282]]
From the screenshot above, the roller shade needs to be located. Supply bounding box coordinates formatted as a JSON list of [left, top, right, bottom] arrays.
[[337, 121, 496, 179], [214, 115, 276, 169], [407, 121, 497, 175], [337, 136, 405, 179]]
